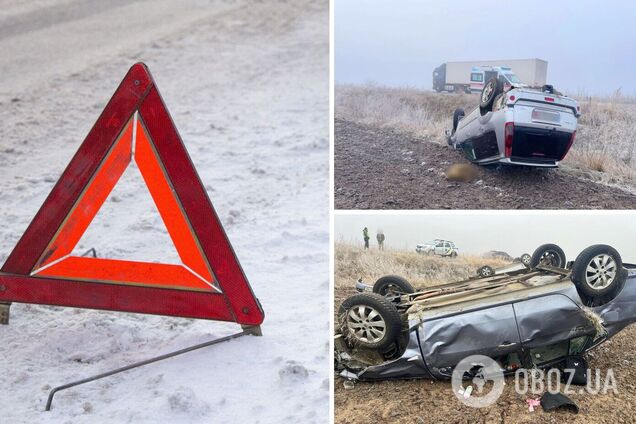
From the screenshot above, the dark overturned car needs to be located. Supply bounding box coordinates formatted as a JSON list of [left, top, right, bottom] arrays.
[[335, 244, 635, 381], [448, 74, 581, 168]]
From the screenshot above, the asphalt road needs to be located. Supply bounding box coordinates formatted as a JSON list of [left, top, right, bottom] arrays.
[[0, 0, 238, 99]]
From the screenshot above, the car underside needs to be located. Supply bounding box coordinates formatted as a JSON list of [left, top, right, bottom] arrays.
[[335, 244, 636, 381]]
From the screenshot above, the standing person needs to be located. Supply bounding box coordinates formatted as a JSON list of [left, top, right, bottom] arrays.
[[376, 229, 385, 251], [363, 227, 370, 249]]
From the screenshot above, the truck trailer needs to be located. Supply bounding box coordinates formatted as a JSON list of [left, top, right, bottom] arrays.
[[433, 59, 548, 93]]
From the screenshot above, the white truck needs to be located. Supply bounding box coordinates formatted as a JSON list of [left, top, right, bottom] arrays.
[[433, 59, 548, 93]]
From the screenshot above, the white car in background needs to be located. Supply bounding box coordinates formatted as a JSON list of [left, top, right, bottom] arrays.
[[415, 239, 458, 257]]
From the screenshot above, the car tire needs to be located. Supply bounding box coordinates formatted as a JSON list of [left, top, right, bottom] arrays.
[[571, 244, 627, 300], [452, 108, 464, 135], [338, 293, 402, 350], [450, 251, 458, 258], [520, 253, 532, 267], [373, 275, 415, 296], [477, 265, 494, 278], [530, 244, 567, 268], [479, 77, 502, 115]]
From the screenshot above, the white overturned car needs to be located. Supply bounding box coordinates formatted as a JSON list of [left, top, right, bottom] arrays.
[[448, 77, 581, 168]]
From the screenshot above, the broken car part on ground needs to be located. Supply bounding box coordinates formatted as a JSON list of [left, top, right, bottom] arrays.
[[335, 244, 634, 381]]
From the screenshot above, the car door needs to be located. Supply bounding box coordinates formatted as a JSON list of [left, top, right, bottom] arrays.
[[434, 241, 444, 255], [512, 294, 597, 365], [418, 304, 521, 378]]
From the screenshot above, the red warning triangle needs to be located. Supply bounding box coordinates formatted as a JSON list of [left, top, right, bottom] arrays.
[[33, 116, 216, 292], [0, 63, 264, 326]]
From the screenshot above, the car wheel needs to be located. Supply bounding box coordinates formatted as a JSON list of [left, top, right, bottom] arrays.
[[520, 253, 532, 267], [571, 245, 627, 300], [427, 250, 434, 256], [450, 251, 458, 258], [479, 77, 502, 114], [477, 265, 494, 278], [373, 275, 415, 296], [530, 244, 567, 268], [338, 293, 402, 350], [452, 108, 464, 135]]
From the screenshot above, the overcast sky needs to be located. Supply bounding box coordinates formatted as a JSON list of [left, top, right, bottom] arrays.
[[335, 0, 636, 96], [335, 213, 636, 261]]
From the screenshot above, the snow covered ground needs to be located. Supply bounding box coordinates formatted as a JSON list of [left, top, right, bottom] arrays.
[[0, 1, 329, 422]]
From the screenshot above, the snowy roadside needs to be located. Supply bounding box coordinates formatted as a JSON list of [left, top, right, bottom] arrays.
[[0, 1, 329, 423]]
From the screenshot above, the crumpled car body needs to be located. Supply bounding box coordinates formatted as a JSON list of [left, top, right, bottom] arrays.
[[336, 263, 636, 381], [449, 87, 580, 168]]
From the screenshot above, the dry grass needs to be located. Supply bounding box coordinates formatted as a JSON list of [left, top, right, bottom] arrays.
[[335, 84, 472, 144], [336, 84, 636, 189], [563, 90, 636, 186], [334, 243, 511, 289]]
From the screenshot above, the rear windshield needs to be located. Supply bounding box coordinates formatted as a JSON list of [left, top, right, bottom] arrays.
[[505, 73, 521, 84]]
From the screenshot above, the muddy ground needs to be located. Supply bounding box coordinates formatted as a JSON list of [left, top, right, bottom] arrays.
[[334, 283, 636, 424], [334, 119, 636, 209]]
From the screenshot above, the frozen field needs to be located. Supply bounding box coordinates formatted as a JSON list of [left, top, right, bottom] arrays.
[[0, 1, 329, 422]]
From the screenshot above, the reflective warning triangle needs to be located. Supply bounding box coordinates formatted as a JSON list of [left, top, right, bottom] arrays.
[[0, 63, 264, 326]]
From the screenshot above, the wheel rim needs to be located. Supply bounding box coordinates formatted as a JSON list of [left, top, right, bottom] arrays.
[[521, 254, 531, 265], [585, 254, 617, 290], [482, 267, 492, 277], [539, 251, 561, 266], [347, 305, 386, 343], [482, 82, 494, 103]]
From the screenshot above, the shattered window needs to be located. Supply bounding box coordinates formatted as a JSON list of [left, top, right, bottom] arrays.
[[569, 336, 590, 355], [530, 341, 568, 365]]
